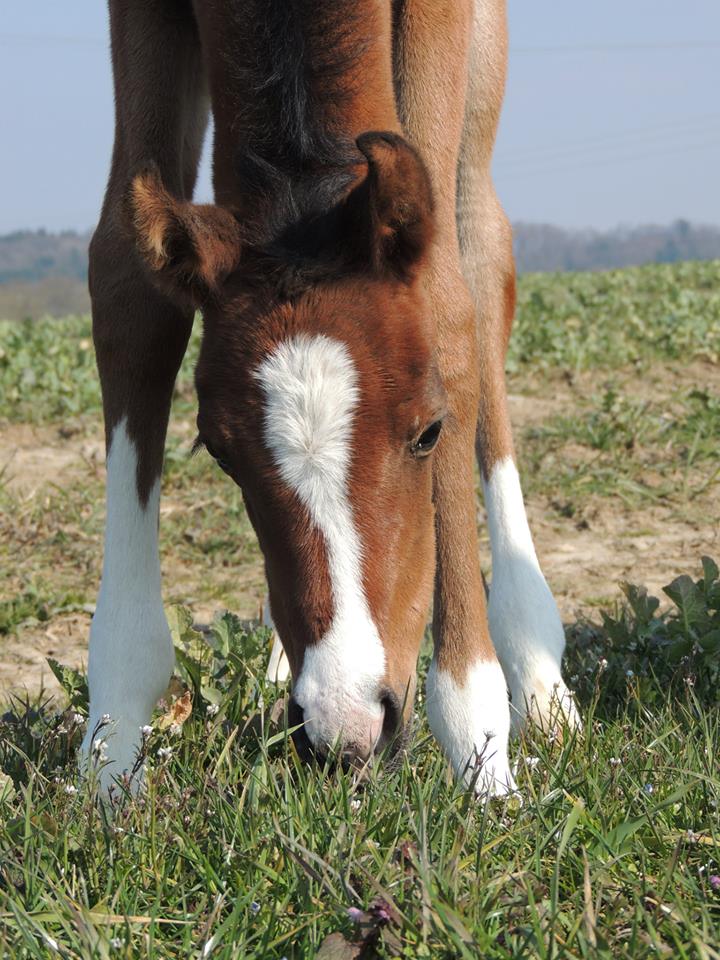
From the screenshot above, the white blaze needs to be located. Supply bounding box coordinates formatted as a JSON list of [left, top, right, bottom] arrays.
[[82, 418, 174, 788], [256, 334, 386, 751]]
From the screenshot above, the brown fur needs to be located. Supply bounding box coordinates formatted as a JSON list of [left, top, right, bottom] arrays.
[[90, 0, 518, 749]]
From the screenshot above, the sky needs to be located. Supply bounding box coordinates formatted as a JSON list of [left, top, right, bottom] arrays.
[[1, 1, 718, 233]]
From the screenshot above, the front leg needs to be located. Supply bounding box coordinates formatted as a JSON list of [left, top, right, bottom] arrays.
[[393, 0, 516, 797], [425, 276, 516, 798], [81, 0, 207, 791], [81, 219, 195, 792], [82, 418, 175, 785]]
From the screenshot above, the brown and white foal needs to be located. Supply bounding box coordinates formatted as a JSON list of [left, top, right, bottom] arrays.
[[84, 0, 577, 796]]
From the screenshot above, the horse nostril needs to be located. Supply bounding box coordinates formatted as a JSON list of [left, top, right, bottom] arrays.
[[288, 697, 315, 762], [378, 690, 402, 749]]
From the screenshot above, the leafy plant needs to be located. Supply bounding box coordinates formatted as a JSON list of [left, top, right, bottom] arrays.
[[566, 556, 720, 711]]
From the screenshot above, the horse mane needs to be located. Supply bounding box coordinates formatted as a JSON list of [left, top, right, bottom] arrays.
[[219, 0, 377, 238]]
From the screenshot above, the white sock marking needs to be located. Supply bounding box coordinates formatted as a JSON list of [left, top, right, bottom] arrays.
[[483, 457, 578, 731], [426, 658, 517, 797], [82, 419, 174, 788], [264, 596, 290, 683], [256, 335, 385, 751]]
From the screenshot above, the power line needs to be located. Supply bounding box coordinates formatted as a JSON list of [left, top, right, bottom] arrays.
[[513, 41, 720, 54], [0, 34, 105, 45], [494, 136, 720, 181], [495, 116, 720, 169]]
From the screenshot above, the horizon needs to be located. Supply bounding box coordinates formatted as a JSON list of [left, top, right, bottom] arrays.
[[1, 0, 717, 233], [4, 216, 720, 241]]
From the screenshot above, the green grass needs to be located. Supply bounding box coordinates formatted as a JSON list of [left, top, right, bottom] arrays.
[[1, 563, 719, 958], [509, 260, 720, 374], [2, 260, 719, 425], [520, 384, 720, 516], [1, 260, 719, 956]]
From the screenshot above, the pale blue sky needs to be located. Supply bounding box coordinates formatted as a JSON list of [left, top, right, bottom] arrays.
[[1, 1, 718, 232]]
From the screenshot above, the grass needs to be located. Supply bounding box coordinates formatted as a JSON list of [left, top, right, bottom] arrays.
[[509, 260, 720, 373], [1, 260, 719, 956], [521, 384, 720, 517], [1, 568, 719, 958]]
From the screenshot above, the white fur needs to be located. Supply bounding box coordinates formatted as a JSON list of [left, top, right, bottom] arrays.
[[264, 597, 290, 683], [426, 658, 517, 797], [256, 335, 385, 752], [81, 419, 174, 790], [483, 457, 578, 731]]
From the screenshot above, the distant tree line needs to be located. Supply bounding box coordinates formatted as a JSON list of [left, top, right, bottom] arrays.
[[0, 229, 91, 284], [1, 220, 719, 291], [512, 219, 720, 273]]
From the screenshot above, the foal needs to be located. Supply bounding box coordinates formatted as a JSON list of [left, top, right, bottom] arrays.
[[84, 0, 577, 796]]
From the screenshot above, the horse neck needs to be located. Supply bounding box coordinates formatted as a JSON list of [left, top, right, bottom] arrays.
[[200, 0, 400, 219]]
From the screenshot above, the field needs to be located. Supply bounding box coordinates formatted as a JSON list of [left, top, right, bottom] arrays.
[[0, 260, 719, 957]]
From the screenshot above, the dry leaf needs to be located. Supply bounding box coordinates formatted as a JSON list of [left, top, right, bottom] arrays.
[[157, 690, 193, 730], [315, 932, 363, 959]]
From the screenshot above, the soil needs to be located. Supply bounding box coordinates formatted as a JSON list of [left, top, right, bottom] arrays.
[[1, 367, 718, 702]]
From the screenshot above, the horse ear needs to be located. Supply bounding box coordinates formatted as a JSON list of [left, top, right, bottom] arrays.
[[346, 132, 435, 280], [128, 165, 242, 302]]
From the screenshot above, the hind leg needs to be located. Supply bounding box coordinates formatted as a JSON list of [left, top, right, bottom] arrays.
[[82, 0, 208, 790], [457, 0, 578, 733]]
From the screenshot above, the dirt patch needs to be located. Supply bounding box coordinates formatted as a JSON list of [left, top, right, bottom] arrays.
[[0, 612, 92, 702], [1, 363, 718, 702], [0, 422, 105, 496], [518, 503, 718, 616]]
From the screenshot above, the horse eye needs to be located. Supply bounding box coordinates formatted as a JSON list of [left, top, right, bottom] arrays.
[[205, 442, 231, 474], [412, 420, 443, 456]]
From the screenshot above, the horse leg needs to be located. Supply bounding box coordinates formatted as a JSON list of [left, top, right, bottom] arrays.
[[82, 0, 208, 790], [265, 598, 290, 684], [457, 0, 579, 733], [394, 0, 515, 795]]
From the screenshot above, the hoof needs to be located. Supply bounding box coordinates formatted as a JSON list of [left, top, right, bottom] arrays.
[[426, 658, 520, 800]]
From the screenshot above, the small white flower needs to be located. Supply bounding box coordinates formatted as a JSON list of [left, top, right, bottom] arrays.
[[598, 658, 608, 670], [169, 723, 182, 738], [157, 747, 173, 761], [110, 937, 124, 949], [100, 713, 112, 724], [609, 756, 622, 767], [626, 669, 634, 678], [686, 829, 698, 844], [525, 756, 541, 770], [140, 724, 153, 737], [72, 713, 85, 726], [112, 825, 125, 836], [64, 784, 78, 796], [92, 738, 108, 760], [350, 798, 361, 810], [643, 783, 654, 794], [206, 703, 220, 717]]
